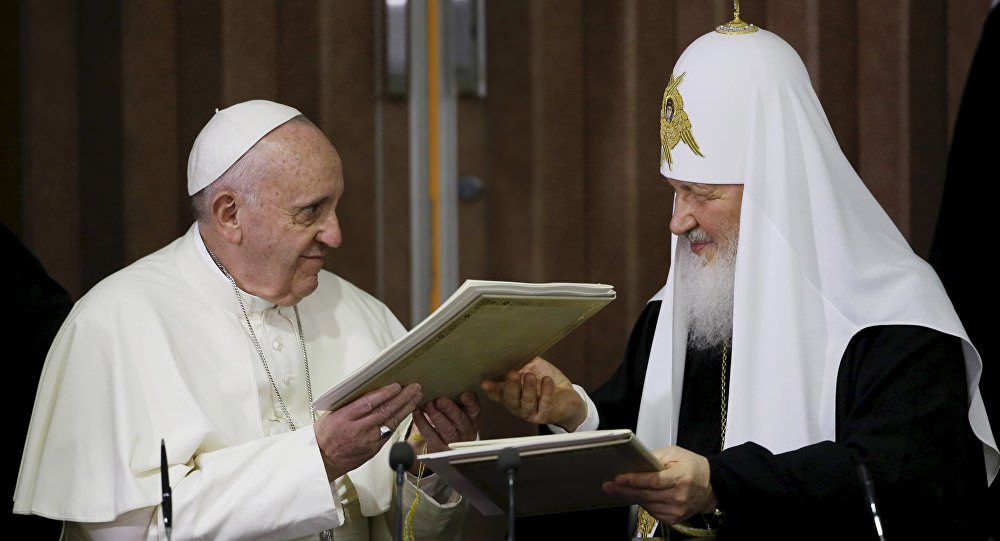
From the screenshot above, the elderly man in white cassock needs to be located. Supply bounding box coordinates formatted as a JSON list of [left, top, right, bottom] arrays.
[[483, 11, 998, 541], [14, 100, 476, 540]]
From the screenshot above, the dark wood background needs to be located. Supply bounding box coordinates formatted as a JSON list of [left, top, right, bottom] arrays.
[[2, 1, 993, 538]]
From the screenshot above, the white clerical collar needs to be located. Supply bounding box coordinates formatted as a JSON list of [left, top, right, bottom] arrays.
[[192, 222, 277, 314]]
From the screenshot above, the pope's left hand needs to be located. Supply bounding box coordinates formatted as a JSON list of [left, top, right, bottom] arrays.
[[602, 446, 718, 525], [408, 392, 481, 473]]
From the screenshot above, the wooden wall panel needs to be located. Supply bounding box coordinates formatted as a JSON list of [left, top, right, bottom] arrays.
[[674, 0, 729, 55], [321, 0, 379, 297], [222, 0, 278, 104], [1, 2, 22, 233], [122, 1, 179, 263], [380, 98, 412, 322], [766, 0, 812, 75], [278, 0, 321, 121], [78, 0, 124, 290], [177, 0, 222, 230], [908, 1, 948, 257], [457, 101, 488, 282], [486, 0, 536, 283], [858, 1, 908, 237], [583, 0, 636, 390], [21, 0, 81, 297], [816, 0, 859, 167]]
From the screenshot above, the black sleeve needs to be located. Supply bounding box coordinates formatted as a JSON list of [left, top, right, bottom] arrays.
[[515, 302, 661, 540], [591, 300, 661, 431], [707, 325, 988, 540]]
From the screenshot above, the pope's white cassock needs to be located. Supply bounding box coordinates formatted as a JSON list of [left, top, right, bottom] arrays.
[[14, 224, 465, 540]]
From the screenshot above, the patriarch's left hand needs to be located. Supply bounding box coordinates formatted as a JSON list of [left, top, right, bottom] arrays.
[[602, 446, 717, 525]]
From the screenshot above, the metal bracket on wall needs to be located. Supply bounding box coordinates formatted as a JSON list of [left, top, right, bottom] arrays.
[[383, 0, 487, 98]]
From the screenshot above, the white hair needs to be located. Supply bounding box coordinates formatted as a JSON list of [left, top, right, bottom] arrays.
[[675, 228, 738, 350]]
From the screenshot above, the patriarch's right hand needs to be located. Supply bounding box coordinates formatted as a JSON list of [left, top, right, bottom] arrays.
[[480, 357, 587, 432]]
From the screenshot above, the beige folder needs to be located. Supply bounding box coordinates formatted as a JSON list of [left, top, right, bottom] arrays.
[[312, 279, 615, 411]]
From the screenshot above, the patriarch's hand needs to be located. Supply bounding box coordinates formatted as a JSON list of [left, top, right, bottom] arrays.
[[602, 446, 717, 525], [480, 357, 586, 431]]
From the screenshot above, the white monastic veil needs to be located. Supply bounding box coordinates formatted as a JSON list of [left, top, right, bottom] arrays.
[[633, 28, 998, 485]]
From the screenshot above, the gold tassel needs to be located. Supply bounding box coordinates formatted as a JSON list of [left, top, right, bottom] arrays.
[[403, 436, 429, 541]]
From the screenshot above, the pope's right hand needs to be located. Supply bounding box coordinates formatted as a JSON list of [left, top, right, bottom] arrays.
[[314, 382, 423, 481], [480, 357, 586, 431]]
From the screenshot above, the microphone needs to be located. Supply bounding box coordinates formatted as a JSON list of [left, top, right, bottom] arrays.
[[160, 439, 172, 541], [497, 447, 521, 541], [389, 442, 415, 541], [856, 462, 887, 541]]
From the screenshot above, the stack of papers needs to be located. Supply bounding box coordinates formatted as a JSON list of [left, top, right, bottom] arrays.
[[313, 279, 615, 411]]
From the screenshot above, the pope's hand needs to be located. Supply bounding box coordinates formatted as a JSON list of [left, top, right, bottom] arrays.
[[480, 357, 586, 431], [314, 382, 422, 481], [408, 392, 481, 473]]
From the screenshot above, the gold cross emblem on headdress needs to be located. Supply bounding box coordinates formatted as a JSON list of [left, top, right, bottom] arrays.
[[659, 72, 703, 170]]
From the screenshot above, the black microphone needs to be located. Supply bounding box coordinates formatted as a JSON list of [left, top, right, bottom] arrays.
[[160, 439, 173, 541], [497, 447, 521, 541], [389, 442, 415, 541], [856, 462, 887, 541]]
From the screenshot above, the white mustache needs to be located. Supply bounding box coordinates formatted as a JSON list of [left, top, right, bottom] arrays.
[[685, 229, 712, 243]]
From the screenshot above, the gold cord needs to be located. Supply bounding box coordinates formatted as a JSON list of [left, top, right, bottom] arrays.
[[635, 343, 729, 538], [402, 437, 428, 541]]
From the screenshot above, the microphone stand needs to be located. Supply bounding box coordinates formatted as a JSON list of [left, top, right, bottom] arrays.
[[497, 447, 521, 541], [389, 442, 415, 541]]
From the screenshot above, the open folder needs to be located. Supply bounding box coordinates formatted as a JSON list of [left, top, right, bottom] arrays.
[[312, 279, 615, 411], [417, 429, 662, 516]]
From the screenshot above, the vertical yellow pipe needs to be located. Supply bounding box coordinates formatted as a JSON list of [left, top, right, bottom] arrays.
[[427, 0, 442, 310]]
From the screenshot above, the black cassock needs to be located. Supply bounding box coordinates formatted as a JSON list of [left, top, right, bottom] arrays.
[[930, 6, 999, 538], [517, 301, 988, 540]]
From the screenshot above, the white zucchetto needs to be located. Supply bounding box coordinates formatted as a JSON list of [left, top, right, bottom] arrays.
[[187, 99, 302, 196]]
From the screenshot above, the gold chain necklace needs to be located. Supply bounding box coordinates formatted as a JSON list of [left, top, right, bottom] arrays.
[[720, 343, 728, 447], [207, 248, 316, 430], [635, 343, 729, 538], [207, 249, 334, 541]]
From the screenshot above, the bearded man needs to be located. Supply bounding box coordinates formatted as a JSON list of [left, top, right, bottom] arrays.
[[483, 12, 997, 541]]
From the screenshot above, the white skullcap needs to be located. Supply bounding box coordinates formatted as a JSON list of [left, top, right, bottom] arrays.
[[186, 99, 302, 195]]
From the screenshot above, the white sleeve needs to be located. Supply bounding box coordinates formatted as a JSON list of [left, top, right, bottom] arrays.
[[73, 429, 339, 541], [66, 507, 157, 541], [391, 473, 466, 541], [171, 428, 339, 539], [546, 384, 600, 433]]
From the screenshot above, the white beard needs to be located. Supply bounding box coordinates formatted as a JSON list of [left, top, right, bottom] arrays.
[[675, 229, 737, 351]]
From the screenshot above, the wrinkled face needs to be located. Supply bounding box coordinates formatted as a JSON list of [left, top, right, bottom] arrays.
[[237, 122, 344, 306], [667, 178, 743, 264]]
